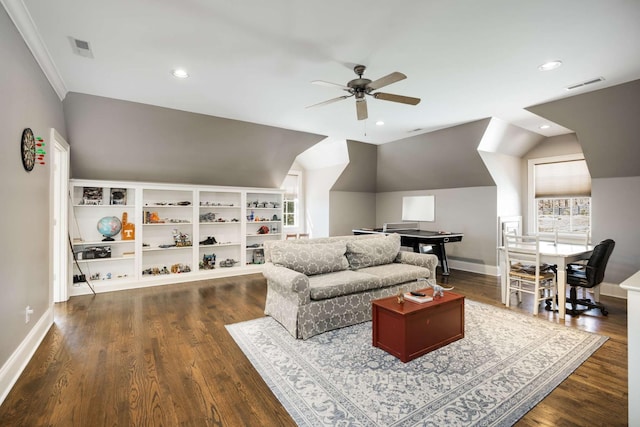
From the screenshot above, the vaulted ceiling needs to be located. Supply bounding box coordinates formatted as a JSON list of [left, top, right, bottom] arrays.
[[5, 0, 640, 144]]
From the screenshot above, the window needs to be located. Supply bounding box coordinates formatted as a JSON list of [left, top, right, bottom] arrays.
[[281, 172, 300, 228], [530, 157, 591, 234]]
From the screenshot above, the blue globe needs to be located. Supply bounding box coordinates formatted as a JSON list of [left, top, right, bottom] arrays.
[[97, 216, 122, 241]]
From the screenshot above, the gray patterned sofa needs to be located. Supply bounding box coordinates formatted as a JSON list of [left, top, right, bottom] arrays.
[[262, 233, 438, 339]]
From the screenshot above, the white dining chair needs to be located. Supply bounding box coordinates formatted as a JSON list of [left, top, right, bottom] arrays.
[[504, 233, 557, 315]]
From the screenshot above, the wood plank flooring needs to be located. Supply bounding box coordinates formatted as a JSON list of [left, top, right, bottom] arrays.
[[0, 270, 628, 426]]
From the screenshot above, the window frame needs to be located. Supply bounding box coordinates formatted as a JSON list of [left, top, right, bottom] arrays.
[[281, 170, 301, 230], [527, 153, 591, 236]]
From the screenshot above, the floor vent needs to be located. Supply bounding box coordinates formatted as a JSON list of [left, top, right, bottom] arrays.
[[69, 37, 94, 58], [566, 77, 604, 91]]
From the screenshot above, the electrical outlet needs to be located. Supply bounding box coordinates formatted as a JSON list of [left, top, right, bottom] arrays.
[[25, 306, 34, 323]]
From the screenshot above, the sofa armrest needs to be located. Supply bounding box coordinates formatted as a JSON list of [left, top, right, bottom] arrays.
[[395, 251, 438, 275], [262, 263, 311, 304]]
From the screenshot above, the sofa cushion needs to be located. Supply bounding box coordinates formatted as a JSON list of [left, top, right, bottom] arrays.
[[346, 234, 401, 269], [308, 270, 380, 300], [357, 263, 430, 288], [270, 241, 349, 276]]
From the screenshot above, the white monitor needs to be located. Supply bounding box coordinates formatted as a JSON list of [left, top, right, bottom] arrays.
[[402, 195, 435, 222]]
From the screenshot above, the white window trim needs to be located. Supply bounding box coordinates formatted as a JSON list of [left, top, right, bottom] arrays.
[[282, 170, 302, 230], [527, 153, 585, 235]]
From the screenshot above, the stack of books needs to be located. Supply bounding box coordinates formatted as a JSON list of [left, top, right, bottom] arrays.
[[404, 291, 433, 304]]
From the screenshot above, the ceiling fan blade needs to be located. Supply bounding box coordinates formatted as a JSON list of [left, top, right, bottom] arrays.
[[311, 80, 351, 91], [366, 72, 406, 90], [356, 99, 368, 120], [306, 95, 350, 109], [373, 92, 421, 105]]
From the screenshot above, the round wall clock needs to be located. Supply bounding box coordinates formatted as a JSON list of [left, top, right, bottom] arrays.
[[21, 128, 36, 171]]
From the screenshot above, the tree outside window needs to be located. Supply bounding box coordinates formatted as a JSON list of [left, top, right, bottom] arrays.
[[283, 199, 297, 227], [532, 157, 591, 235], [536, 197, 591, 233], [281, 172, 300, 229]]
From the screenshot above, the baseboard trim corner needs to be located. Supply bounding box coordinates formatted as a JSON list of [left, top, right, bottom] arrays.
[[0, 307, 53, 405]]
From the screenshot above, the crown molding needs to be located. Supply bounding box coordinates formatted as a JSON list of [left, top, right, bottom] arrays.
[[1, 0, 67, 100]]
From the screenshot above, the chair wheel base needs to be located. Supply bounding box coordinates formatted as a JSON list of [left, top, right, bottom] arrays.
[[566, 297, 608, 316]]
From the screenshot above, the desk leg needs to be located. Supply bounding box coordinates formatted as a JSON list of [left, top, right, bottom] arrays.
[[437, 243, 451, 276], [499, 249, 507, 304], [557, 267, 566, 319]]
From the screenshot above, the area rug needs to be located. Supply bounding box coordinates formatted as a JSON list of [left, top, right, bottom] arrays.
[[226, 300, 607, 426]]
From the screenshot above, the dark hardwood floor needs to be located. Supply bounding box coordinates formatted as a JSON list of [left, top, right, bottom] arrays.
[[0, 270, 628, 426]]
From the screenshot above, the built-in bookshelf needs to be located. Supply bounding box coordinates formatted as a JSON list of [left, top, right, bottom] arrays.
[[69, 179, 283, 296]]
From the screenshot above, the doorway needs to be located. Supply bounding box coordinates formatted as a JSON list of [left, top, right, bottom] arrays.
[[50, 129, 70, 303]]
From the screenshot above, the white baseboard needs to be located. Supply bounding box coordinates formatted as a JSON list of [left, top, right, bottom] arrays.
[[68, 267, 265, 297], [600, 281, 627, 299], [448, 260, 500, 276], [0, 307, 53, 405]]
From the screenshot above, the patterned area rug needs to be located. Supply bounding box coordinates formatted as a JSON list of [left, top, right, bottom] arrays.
[[226, 299, 607, 426]]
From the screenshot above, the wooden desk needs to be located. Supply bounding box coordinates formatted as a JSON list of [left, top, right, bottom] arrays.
[[499, 241, 593, 319], [372, 290, 465, 362]]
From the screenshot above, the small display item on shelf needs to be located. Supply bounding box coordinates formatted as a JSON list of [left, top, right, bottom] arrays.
[[110, 188, 127, 205], [257, 225, 270, 234], [82, 187, 103, 205], [220, 259, 238, 268], [172, 229, 192, 247], [200, 253, 216, 270]]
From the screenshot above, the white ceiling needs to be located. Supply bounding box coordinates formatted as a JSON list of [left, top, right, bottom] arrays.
[[11, 0, 640, 144]]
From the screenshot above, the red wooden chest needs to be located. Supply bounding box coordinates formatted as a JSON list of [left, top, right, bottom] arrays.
[[372, 289, 465, 362]]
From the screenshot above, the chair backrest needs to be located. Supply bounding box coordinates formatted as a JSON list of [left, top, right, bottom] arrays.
[[504, 233, 542, 274], [585, 239, 616, 286]]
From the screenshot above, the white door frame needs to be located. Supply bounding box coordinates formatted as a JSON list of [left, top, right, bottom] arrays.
[[50, 128, 70, 303]]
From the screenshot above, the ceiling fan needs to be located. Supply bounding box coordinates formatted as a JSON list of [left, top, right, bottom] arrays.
[[307, 65, 421, 120]]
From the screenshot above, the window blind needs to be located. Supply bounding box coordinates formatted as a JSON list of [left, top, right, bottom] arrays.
[[534, 159, 591, 198]]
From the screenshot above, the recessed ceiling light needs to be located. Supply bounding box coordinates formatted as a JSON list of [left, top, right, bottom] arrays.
[[539, 124, 551, 130], [171, 69, 189, 79], [376, 121, 385, 126], [538, 60, 563, 71]]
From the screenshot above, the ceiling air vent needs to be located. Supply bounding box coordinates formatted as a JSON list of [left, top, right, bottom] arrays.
[[565, 77, 604, 91], [68, 37, 94, 58]]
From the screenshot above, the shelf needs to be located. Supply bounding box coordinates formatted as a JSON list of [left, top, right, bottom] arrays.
[[143, 222, 192, 226], [70, 179, 283, 295], [72, 240, 135, 246], [143, 246, 193, 252], [200, 221, 240, 224], [199, 242, 240, 248], [73, 204, 136, 208], [75, 256, 134, 263]]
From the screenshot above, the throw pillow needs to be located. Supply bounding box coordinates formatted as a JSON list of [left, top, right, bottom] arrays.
[[346, 234, 401, 269], [270, 241, 349, 276]]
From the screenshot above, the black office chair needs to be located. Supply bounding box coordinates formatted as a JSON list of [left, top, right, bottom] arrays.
[[565, 239, 615, 316]]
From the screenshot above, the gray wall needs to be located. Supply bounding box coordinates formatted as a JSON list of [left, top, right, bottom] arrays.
[[329, 191, 376, 236], [376, 187, 498, 266], [331, 140, 377, 192], [376, 119, 494, 192], [591, 177, 640, 284], [527, 79, 640, 179], [63, 92, 326, 187], [0, 7, 66, 370]]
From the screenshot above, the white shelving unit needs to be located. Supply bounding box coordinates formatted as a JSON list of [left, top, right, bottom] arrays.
[[245, 192, 283, 265], [69, 179, 283, 296], [69, 184, 137, 290]]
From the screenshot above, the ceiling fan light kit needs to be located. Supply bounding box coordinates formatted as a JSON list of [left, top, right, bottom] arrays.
[[308, 65, 421, 120]]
